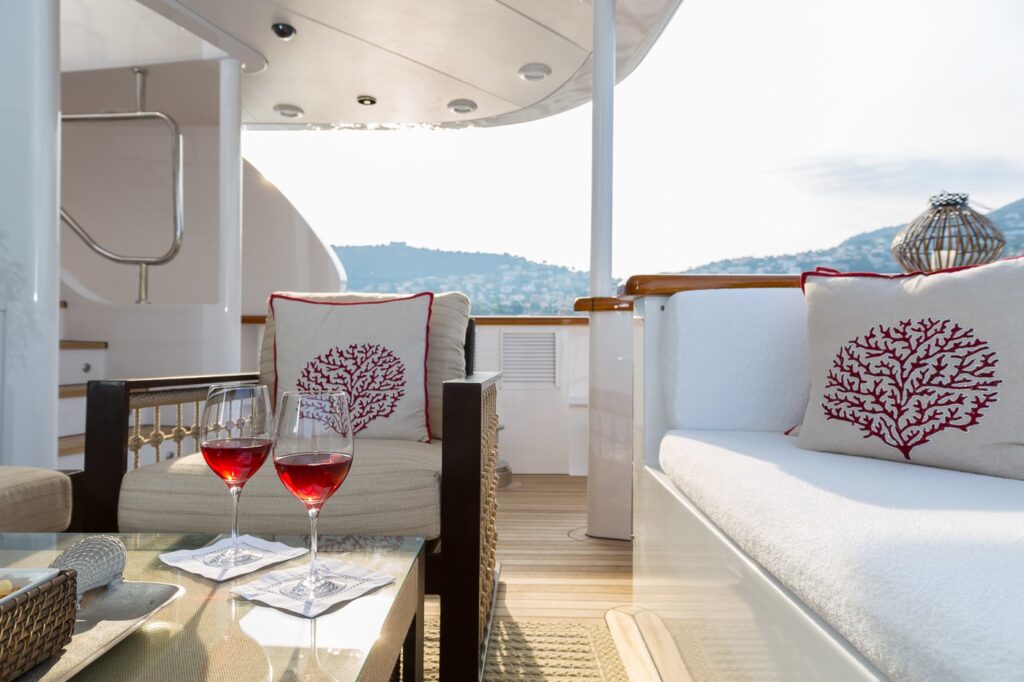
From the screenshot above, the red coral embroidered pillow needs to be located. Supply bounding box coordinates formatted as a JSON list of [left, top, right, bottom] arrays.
[[798, 259, 1024, 479], [269, 292, 433, 442]]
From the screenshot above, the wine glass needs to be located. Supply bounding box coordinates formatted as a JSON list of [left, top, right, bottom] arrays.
[[273, 391, 355, 599], [200, 384, 273, 567]]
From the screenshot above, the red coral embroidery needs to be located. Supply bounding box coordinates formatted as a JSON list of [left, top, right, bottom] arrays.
[[297, 343, 406, 434], [822, 318, 1000, 459]]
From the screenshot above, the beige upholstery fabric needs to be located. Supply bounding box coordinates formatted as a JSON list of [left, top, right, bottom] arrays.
[[119, 439, 442, 539], [0, 467, 71, 532], [260, 292, 470, 438]]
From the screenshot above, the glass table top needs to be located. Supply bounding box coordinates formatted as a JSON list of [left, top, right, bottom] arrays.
[[0, 533, 424, 681]]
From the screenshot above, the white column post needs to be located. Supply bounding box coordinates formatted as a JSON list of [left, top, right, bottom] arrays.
[[214, 58, 242, 373], [590, 0, 616, 298], [0, 0, 60, 468], [586, 0, 632, 540]]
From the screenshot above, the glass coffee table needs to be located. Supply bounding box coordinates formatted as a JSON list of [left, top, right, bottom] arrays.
[[0, 533, 424, 681]]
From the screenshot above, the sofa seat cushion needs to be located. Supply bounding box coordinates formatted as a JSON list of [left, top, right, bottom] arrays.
[[0, 467, 71, 532], [660, 430, 1024, 682], [119, 439, 441, 539]]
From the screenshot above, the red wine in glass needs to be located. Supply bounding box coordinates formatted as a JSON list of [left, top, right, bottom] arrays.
[[273, 390, 355, 599], [200, 384, 273, 568], [274, 452, 353, 509], [202, 438, 272, 487]]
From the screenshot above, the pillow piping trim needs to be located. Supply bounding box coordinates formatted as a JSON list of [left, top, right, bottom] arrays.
[[268, 291, 436, 443], [799, 255, 1024, 293]]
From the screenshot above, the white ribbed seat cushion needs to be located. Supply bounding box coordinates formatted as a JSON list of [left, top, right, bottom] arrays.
[[0, 467, 71, 532], [118, 439, 441, 539]]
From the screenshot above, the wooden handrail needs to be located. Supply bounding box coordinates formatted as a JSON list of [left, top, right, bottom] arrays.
[[573, 297, 633, 312], [621, 274, 801, 296]]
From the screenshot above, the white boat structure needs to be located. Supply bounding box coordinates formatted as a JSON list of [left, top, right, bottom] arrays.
[[2, 1, 1021, 680]]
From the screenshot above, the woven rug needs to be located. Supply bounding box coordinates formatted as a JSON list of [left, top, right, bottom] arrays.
[[422, 618, 628, 681]]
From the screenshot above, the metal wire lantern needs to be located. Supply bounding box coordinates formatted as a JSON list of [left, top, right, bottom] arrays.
[[891, 192, 1005, 272]]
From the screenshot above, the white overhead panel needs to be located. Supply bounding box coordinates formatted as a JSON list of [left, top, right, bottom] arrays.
[[144, 0, 683, 128], [61, 0, 225, 72]]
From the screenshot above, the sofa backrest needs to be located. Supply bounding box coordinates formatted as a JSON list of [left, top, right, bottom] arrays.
[[663, 288, 810, 432]]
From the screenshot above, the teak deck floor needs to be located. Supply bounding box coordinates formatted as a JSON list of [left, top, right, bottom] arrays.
[[492, 474, 633, 622], [426, 474, 641, 674]]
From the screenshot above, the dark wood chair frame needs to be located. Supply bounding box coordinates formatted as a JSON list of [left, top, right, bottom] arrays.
[[77, 320, 500, 681]]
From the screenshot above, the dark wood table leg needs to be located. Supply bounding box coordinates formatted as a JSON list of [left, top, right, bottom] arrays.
[[402, 552, 425, 682]]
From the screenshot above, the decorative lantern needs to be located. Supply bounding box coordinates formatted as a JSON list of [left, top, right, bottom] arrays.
[[891, 192, 1005, 272]]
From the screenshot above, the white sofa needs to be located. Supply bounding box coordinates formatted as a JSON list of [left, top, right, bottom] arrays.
[[632, 280, 1024, 681]]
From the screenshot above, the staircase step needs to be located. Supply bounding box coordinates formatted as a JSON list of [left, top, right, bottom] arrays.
[[58, 434, 84, 457], [59, 384, 87, 400], [60, 340, 108, 350]]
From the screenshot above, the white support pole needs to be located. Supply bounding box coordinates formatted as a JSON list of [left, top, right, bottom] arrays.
[[590, 0, 616, 297], [214, 58, 243, 373], [0, 0, 60, 468], [586, 0, 631, 540]]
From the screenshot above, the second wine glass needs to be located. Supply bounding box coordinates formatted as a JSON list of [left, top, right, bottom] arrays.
[[273, 390, 355, 599]]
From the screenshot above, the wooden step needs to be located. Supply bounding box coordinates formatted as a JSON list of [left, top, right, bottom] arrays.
[[60, 340, 108, 351], [58, 433, 84, 457], [59, 384, 87, 399]]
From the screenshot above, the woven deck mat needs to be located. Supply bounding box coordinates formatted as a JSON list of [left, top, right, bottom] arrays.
[[422, 617, 628, 681]]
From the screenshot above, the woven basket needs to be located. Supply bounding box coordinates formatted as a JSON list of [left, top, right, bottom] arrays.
[[0, 570, 77, 682]]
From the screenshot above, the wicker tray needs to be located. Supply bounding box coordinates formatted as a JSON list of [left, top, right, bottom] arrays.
[[0, 570, 77, 682]]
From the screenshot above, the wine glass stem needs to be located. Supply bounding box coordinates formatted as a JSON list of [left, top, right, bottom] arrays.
[[229, 485, 242, 554], [308, 507, 320, 588]]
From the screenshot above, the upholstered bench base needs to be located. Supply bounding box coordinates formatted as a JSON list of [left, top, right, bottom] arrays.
[[0, 467, 72, 532], [119, 439, 441, 539]]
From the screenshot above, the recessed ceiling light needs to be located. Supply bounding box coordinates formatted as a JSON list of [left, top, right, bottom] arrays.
[[271, 22, 297, 40], [273, 103, 304, 118], [518, 63, 552, 81], [357, 95, 377, 106], [447, 98, 478, 115]]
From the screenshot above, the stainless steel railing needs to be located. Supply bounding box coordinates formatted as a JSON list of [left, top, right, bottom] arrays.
[[60, 67, 184, 304]]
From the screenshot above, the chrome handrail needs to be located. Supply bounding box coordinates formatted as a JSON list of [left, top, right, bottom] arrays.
[[60, 68, 184, 303]]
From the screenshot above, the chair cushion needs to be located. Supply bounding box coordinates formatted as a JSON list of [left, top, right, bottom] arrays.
[[260, 291, 470, 439], [0, 467, 71, 532], [118, 439, 441, 539], [799, 258, 1024, 479]]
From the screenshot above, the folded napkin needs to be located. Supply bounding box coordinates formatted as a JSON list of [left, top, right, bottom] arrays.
[[231, 559, 395, 617], [159, 536, 307, 581]]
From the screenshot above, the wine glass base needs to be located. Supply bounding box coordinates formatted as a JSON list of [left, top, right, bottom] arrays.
[[279, 575, 346, 600], [202, 547, 262, 567]]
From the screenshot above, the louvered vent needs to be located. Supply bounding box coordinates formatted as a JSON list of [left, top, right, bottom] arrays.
[[501, 332, 557, 385]]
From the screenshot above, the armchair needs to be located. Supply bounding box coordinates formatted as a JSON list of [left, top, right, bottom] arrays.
[[81, 303, 499, 680]]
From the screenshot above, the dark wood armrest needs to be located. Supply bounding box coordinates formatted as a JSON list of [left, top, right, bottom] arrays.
[[620, 273, 801, 297], [83, 372, 259, 532], [438, 371, 501, 681]]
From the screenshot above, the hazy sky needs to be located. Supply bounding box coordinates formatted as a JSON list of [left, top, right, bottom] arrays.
[[243, 0, 1024, 278]]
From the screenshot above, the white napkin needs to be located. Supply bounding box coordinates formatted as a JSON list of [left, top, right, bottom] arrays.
[[159, 536, 307, 581], [230, 559, 395, 617]]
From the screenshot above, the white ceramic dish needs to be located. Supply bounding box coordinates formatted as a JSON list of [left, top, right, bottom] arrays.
[[0, 568, 60, 607]]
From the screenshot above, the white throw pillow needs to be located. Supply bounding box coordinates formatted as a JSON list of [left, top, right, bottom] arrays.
[[270, 292, 433, 441], [798, 259, 1024, 479], [260, 291, 470, 438]]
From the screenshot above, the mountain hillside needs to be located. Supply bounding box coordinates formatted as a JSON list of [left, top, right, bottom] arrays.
[[333, 242, 588, 315], [685, 197, 1024, 274]]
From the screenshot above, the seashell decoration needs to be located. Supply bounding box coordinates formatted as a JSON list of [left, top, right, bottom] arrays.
[[49, 536, 127, 599]]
